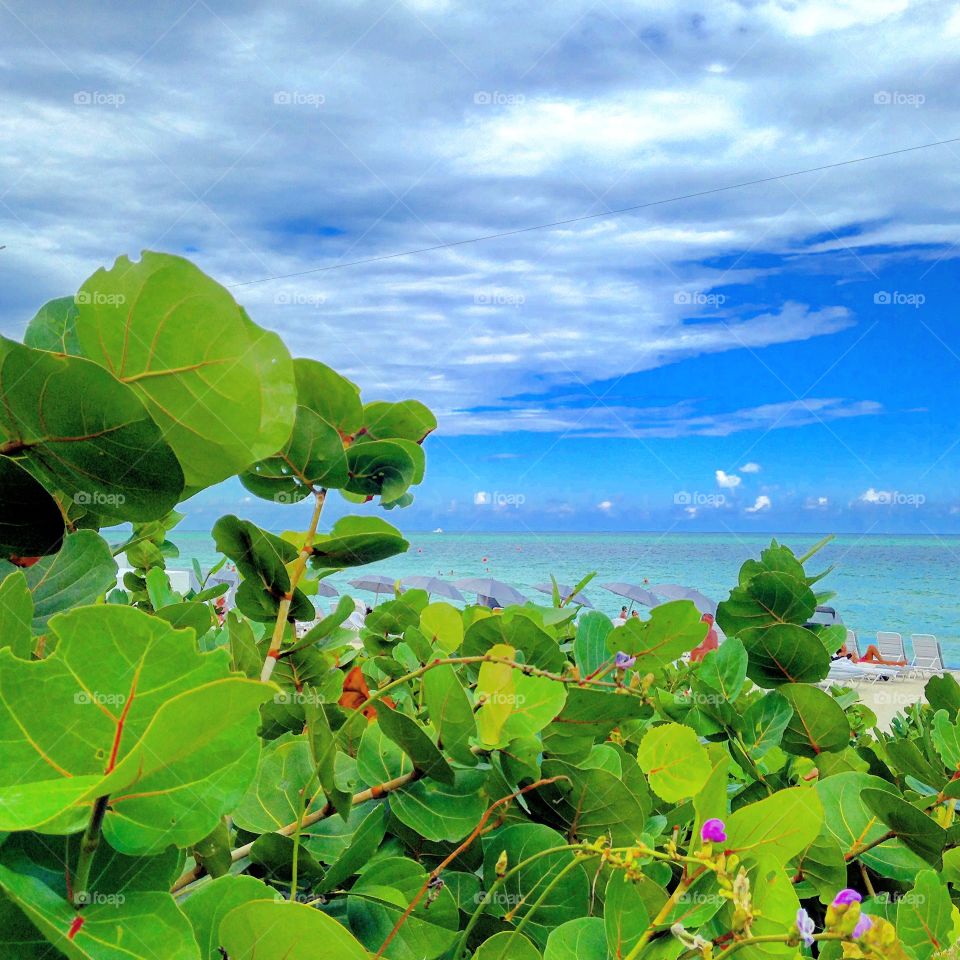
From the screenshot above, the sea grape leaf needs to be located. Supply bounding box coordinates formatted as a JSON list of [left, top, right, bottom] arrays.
[[475, 930, 543, 960], [375, 701, 456, 784], [544, 917, 607, 960], [607, 601, 707, 676], [725, 859, 800, 960], [73, 251, 296, 491], [304, 694, 353, 820], [180, 875, 275, 960], [692, 750, 730, 846], [717, 570, 816, 636], [738, 622, 831, 687], [740, 692, 793, 759], [816, 772, 930, 881], [343, 439, 419, 501], [604, 872, 651, 960], [0, 335, 184, 520], [464, 615, 565, 673], [419, 601, 463, 653], [295, 361, 362, 435], [314, 803, 389, 892], [927, 674, 960, 720], [0, 570, 33, 657], [307, 515, 409, 569], [422, 663, 478, 766], [346, 856, 459, 960], [249, 832, 325, 885], [190, 819, 232, 879], [481, 822, 590, 950], [24, 296, 82, 355], [22, 530, 118, 632], [725, 786, 823, 864], [896, 869, 953, 960], [220, 899, 369, 960], [0, 604, 272, 853], [542, 687, 649, 761], [862, 788, 946, 868], [696, 636, 748, 701], [232, 733, 320, 834], [360, 399, 436, 442], [573, 610, 613, 676], [778, 684, 850, 757], [932, 709, 960, 771], [0, 865, 200, 960], [637, 722, 712, 802], [0, 457, 64, 558], [792, 828, 847, 905]]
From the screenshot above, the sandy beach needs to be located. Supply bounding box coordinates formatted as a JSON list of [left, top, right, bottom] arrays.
[[848, 673, 955, 729]]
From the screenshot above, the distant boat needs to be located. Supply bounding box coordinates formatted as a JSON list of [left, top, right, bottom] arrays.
[[433, 527, 444, 533]]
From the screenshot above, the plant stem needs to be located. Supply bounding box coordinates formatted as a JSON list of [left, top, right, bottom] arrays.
[[260, 489, 326, 683], [72, 795, 109, 908], [510, 857, 583, 940], [290, 790, 306, 903], [623, 865, 707, 960], [798, 534, 835, 563]]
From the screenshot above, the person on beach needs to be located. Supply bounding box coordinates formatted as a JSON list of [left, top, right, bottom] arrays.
[[690, 613, 719, 663], [849, 643, 906, 666], [620, 605, 628, 619]]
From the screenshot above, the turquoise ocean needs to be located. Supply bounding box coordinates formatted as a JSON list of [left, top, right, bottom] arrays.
[[166, 531, 960, 666]]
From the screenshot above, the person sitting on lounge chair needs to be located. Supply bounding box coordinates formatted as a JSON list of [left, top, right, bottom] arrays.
[[834, 641, 905, 667]]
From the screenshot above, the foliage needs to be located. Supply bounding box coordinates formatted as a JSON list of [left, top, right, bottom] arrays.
[[0, 252, 955, 960]]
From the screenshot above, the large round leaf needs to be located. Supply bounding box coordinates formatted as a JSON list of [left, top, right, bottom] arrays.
[[0, 335, 184, 521], [725, 786, 823, 864], [740, 623, 831, 687], [862, 788, 946, 869], [73, 251, 296, 491], [717, 570, 816, 636], [778, 683, 850, 756], [0, 456, 64, 557], [360, 399, 436, 442], [307, 515, 408, 569], [637, 722, 712, 802], [344, 439, 421, 501], [23, 296, 81, 354]]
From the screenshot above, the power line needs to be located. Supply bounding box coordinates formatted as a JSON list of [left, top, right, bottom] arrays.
[[228, 135, 960, 288]]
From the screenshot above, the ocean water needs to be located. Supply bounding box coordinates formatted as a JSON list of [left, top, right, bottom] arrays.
[[166, 531, 960, 666]]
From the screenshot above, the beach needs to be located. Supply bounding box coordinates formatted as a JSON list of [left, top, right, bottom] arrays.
[[848, 673, 948, 729]]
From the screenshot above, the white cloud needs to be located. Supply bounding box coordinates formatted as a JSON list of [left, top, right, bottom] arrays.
[[746, 495, 772, 513], [859, 487, 889, 504], [805, 495, 830, 509], [597, 500, 613, 511], [684, 506, 698, 518], [740, 462, 761, 473], [716, 470, 742, 490]]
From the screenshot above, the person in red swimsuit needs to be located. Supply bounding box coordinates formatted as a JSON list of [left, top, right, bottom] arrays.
[[690, 612, 719, 663]]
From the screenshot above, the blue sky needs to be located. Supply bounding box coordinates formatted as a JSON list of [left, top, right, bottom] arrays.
[[1, 0, 959, 533]]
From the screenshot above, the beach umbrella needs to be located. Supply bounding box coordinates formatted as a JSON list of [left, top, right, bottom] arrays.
[[400, 576, 465, 603], [599, 582, 661, 608], [532, 582, 594, 608], [347, 575, 399, 602], [651, 584, 718, 616], [315, 580, 340, 598], [455, 577, 528, 608]]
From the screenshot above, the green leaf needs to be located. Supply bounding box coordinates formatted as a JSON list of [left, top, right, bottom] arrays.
[[696, 636, 748, 701], [481, 823, 590, 950], [0, 571, 33, 657], [725, 786, 823, 864], [347, 856, 459, 960], [792, 829, 847, 905], [232, 733, 320, 834], [740, 692, 793, 759], [343, 439, 419, 501], [422, 663, 478, 766], [604, 872, 651, 960], [608, 601, 707, 677], [475, 930, 543, 960], [308, 515, 409, 569], [419, 602, 463, 653], [778, 684, 850, 757], [0, 457, 64, 558], [74, 251, 296, 491], [375, 701, 456, 784], [22, 531, 118, 632], [862, 788, 946, 868], [637, 723, 712, 802], [24, 296, 82, 355], [932, 709, 960, 771], [0, 604, 272, 853], [304, 694, 352, 820], [544, 917, 607, 960], [717, 570, 816, 635], [220, 899, 369, 960], [0, 335, 184, 520], [361, 399, 436, 442], [926, 674, 960, 719], [190, 819, 232, 879], [180, 875, 275, 960], [463, 614, 566, 673], [573, 611, 613, 676], [0, 864, 201, 960], [740, 623, 831, 687], [314, 803, 388, 892], [896, 869, 953, 960], [816, 772, 929, 881]]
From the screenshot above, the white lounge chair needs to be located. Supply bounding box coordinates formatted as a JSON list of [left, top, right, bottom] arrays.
[[845, 629, 861, 659], [876, 631, 907, 663], [909, 634, 945, 678], [826, 658, 899, 684]]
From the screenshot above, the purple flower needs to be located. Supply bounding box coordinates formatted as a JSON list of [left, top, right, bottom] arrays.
[[832, 889, 863, 907], [852, 914, 873, 940], [700, 818, 727, 843], [615, 651, 636, 669], [796, 908, 816, 947]]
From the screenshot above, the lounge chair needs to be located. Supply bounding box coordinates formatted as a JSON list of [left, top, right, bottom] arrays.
[[845, 629, 861, 659], [909, 634, 945, 678], [825, 658, 900, 684]]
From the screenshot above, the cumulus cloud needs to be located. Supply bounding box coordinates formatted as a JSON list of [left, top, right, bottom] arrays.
[[805, 495, 830, 509], [0, 0, 949, 437], [859, 487, 889, 504], [740, 462, 761, 473], [746, 495, 772, 513], [716, 470, 742, 490], [597, 500, 613, 511]]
